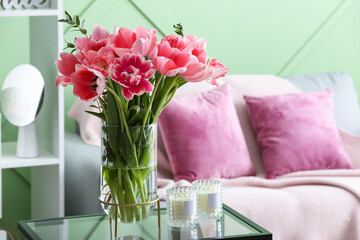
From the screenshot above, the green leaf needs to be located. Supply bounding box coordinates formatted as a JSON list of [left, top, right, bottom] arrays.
[[65, 11, 72, 21], [128, 109, 147, 126], [76, 15, 80, 26], [89, 105, 98, 108], [67, 43, 75, 48], [85, 111, 106, 121], [81, 19, 85, 29], [173, 23, 184, 37], [106, 90, 120, 126], [128, 105, 140, 119], [58, 19, 68, 23]]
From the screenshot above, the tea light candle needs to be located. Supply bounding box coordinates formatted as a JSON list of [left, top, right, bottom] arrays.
[[192, 179, 222, 219], [166, 186, 197, 227]]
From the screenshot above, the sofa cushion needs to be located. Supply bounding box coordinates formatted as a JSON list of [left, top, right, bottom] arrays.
[[284, 72, 360, 135], [165, 75, 302, 177], [159, 84, 254, 182], [244, 90, 353, 179]]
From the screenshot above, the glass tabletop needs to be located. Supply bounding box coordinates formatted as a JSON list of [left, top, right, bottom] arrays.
[[18, 204, 272, 240]]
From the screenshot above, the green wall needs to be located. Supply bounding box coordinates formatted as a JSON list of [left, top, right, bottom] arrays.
[[0, 17, 31, 239], [61, 0, 360, 131], [1, 0, 360, 238]]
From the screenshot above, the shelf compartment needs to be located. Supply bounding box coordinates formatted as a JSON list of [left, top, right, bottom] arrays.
[[0, 142, 59, 169]]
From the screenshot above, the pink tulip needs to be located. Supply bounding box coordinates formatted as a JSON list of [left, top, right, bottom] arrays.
[[91, 24, 111, 41], [205, 59, 229, 86], [180, 35, 210, 82], [74, 24, 110, 53], [55, 75, 72, 87], [180, 56, 209, 82], [55, 52, 79, 87], [55, 52, 78, 76], [186, 35, 208, 64], [73, 25, 113, 77], [78, 46, 115, 77], [154, 40, 191, 77], [71, 65, 106, 101], [158, 34, 212, 82], [162, 34, 193, 53], [111, 26, 158, 59], [112, 53, 155, 100]]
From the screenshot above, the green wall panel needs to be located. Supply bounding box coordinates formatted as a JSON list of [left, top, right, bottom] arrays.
[[131, 0, 343, 74], [1, 1, 360, 237], [0, 17, 31, 240], [61, 0, 360, 132], [0, 169, 30, 240], [285, 1, 360, 86], [0, 17, 30, 141]]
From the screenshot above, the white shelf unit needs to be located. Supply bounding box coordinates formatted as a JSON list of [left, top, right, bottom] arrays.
[[0, 0, 64, 220], [0, 9, 59, 17], [1, 142, 59, 169]]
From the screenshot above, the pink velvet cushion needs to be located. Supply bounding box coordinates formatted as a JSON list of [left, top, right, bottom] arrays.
[[244, 90, 353, 179], [159, 84, 254, 182]]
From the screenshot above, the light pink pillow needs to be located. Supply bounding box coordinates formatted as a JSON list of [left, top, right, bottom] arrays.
[[244, 90, 353, 179], [159, 84, 254, 182]]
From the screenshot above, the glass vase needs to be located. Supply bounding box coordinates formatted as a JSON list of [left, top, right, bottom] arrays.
[[100, 123, 157, 223]]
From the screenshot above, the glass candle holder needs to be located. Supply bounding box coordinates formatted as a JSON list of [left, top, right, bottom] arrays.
[[192, 179, 222, 219], [166, 186, 197, 227]]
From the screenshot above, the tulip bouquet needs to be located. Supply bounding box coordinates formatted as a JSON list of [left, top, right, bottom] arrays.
[[55, 12, 228, 222]]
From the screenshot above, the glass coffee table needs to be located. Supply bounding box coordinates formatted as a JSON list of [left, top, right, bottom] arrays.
[[18, 204, 272, 240]]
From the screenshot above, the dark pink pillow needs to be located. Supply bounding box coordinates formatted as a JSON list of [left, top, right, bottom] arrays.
[[244, 90, 353, 179], [159, 84, 254, 182]]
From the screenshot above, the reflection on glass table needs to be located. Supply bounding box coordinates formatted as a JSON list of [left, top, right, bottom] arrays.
[[18, 204, 272, 240]]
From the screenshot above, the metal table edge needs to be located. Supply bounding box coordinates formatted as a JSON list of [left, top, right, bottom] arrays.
[[222, 204, 272, 239], [18, 220, 41, 240]]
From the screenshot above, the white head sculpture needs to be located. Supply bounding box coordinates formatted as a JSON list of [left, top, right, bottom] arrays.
[[1, 64, 44, 158]]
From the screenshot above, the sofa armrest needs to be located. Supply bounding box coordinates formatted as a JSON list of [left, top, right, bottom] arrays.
[[339, 129, 360, 169], [65, 131, 103, 216]]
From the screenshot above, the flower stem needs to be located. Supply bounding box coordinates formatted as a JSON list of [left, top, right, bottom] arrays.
[[142, 74, 163, 127], [106, 86, 133, 145], [106, 85, 139, 167], [161, 83, 179, 113], [153, 75, 179, 119], [136, 74, 163, 157]]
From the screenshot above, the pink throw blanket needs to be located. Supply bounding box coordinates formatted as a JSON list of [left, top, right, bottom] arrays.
[[158, 170, 360, 240]]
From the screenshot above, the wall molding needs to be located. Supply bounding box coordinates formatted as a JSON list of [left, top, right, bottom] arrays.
[[128, 0, 166, 37], [277, 0, 356, 75], [63, 0, 97, 34]]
